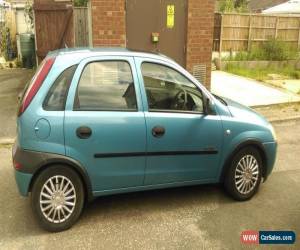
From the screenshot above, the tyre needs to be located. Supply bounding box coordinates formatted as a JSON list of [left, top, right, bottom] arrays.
[[31, 165, 84, 232], [224, 147, 263, 201]]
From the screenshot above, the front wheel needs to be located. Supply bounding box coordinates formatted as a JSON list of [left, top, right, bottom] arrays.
[[224, 147, 263, 201], [31, 165, 84, 232]]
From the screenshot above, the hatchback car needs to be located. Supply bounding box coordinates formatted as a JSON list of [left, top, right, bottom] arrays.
[[13, 48, 277, 232]]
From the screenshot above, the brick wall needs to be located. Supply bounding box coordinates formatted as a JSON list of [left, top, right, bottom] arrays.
[[91, 0, 126, 47], [186, 0, 215, 88]]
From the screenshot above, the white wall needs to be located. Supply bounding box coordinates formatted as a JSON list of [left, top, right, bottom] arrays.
[[16, 9, 27, 33]]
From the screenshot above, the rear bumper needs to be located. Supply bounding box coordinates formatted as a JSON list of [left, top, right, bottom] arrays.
[[14, 170, 32, 196], [263, 141, 277, 180], [12, 142, 33, 196]]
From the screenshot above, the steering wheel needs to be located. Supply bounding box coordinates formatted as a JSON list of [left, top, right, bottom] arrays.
[[172, 88, 188, 110]]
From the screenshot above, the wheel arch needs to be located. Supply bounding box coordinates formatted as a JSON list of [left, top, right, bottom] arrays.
[[219, 139, 268, 183], [28, 157, 94, 202]]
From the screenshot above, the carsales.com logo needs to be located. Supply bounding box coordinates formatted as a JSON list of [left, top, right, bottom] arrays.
[[241, 230, 296, 245]]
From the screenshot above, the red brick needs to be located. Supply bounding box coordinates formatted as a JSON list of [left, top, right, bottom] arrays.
[[91, 0, 126, 47], [186, 0, 215, 88]]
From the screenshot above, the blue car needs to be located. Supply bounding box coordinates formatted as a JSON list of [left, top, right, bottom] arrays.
[[13, 48, 277, 232]]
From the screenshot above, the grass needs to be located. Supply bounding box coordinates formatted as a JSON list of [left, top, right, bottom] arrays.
[[225, 64, 300, 81]]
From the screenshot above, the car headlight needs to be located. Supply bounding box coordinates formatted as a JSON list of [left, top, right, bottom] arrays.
[[269, 124, 277, 141]]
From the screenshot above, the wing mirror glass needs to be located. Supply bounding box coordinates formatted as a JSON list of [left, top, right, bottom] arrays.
[[203, 96, 210, 115], [203, 96, 215, 115]]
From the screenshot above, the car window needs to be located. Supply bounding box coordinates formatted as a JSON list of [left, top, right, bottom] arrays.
[[141, 62, 203, 113], [74, 61, 137, 111], [43, 65, 77, 111]]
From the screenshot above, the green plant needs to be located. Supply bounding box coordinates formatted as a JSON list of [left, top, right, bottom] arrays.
[[225, 62, 300, 81], [225, 39, 299, 61], [74, 0, 88, 7], [1, 27, 8, 60], [24, 0, 34, 32], [218, 0, 249, 13], [234, 0, 249, 12], [261, 39, 298, 61], [219, 0, 235, 12]]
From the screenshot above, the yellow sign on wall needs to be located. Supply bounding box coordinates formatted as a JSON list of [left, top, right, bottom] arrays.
[[167, 5, 175, 28]]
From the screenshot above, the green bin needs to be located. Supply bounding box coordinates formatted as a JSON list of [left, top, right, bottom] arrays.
[[20, 33, 36, 68]]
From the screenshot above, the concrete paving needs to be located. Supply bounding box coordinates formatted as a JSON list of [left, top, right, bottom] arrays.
[[0, 120, 299, 249], [0, 69, 34, 139], [211, 71, 300, 107]]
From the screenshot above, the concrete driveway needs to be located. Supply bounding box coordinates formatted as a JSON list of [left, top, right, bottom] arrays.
[[0, 69, 34, 139], [211, 71, 300, 107], [0, 119, 299, 249]]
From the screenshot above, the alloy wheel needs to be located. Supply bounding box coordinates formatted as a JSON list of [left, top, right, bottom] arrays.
[[234, 155, 259, 195], [39, 175, 76, 224]]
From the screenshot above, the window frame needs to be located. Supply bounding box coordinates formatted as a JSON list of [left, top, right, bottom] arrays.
[[73, 59, 139, 112], [43, 65, 77, 111], [140, 61, 206, 115]]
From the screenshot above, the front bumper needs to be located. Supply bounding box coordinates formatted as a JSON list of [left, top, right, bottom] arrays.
[[263, 141, 277, 179]]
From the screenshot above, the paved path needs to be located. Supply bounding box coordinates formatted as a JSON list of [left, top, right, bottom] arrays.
[[0, 120, 299, 249], [0, 69, 33, 139], [211, 71, 300, 107]]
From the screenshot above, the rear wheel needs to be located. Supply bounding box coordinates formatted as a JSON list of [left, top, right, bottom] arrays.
[[31, 165, 84, 232], [224, 147, 263, 201]]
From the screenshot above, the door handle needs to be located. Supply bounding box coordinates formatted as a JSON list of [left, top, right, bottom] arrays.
[[76, 126, 92, 139], [152, 126, 165, 138]]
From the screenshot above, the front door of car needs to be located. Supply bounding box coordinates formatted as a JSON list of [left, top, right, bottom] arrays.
[[135, 58, 223, 185], [64, 56, 146, 192]]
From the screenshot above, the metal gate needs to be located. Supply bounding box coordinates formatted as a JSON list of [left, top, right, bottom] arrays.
[[33, 1, 74, 62], [126, 0, 187, 66]]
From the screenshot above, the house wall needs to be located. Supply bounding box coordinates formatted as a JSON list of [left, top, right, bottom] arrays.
[[91, 0, 126, 47], [186, 0, 215, 88], [90, 0, 215, 89]]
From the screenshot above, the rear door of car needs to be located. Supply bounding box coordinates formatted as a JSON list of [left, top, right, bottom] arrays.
[[64, 56, 147, 193]]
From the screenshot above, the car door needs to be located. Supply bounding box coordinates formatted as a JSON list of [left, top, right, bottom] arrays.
[[135, 57, 224, 185], [64, 56, 146, 192]]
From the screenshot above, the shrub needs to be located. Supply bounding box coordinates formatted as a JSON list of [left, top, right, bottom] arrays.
[[225, 39, 299, 61], [261, 39, 298, 61]]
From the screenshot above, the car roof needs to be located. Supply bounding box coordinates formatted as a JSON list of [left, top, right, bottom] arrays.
[[49, 47, 176, 64]]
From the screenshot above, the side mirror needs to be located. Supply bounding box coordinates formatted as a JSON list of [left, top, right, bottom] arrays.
[[203, 97, 210, 115]]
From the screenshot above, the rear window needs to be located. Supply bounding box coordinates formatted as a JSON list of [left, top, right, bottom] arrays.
[[43, 65, 77, 111]]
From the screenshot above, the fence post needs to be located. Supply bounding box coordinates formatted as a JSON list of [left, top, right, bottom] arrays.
[[247, 14, 252, 51], [219, 14, 223, 61], [275, 16, 279, 39], [298, 19, 300, 50]]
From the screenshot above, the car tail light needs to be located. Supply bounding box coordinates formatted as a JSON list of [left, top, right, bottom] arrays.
[[18, 57, 56, 116], [13, 160, 22, 170]]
